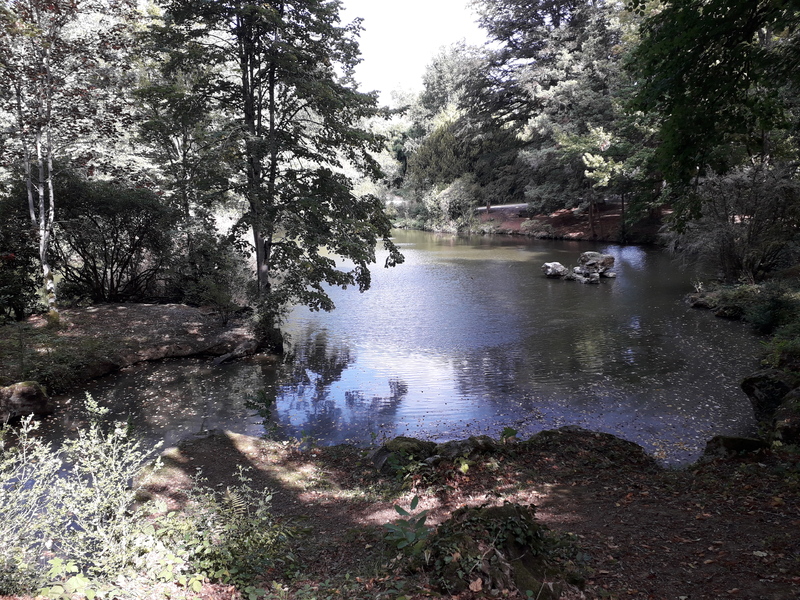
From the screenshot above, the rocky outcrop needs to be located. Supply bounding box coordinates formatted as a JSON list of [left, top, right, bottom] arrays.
[[739, 368, 800, 445], [576, 251, 616, 277], [0, 381, 53, 422], [741, 369, 800, 424], [541, 251, 616, 284]]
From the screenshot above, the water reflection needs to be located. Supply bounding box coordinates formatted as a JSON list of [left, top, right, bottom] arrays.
[[50, 231, 762, 465]]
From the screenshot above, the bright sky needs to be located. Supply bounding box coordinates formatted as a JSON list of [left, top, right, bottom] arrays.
[[340, 0, 487, 104]]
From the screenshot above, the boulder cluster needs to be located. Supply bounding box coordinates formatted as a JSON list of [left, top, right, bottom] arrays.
[[541, 251, 617, 284]]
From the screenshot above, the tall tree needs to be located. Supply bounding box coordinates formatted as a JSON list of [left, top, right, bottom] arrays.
[[158, 0, 402, 344], [463, 0, 631, 215], [630, 0, 800, 220], [0, 0, 137, 317]]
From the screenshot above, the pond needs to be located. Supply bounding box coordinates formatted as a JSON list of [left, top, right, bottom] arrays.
[[50, 230, 762, 465]]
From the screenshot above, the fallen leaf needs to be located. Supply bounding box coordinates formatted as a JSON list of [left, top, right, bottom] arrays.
[[469, 578, 483, 592]]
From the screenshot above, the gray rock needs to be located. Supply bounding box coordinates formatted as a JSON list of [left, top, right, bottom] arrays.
[[543, 252, 616, 282], [579, 251, 615, 271], [574, 251, 616, 278], [0, 381, 53, 422], [542, 262, 569, 278], [435, 435, 497, 460]]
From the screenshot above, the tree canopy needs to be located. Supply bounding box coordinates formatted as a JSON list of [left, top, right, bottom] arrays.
[[154, 0, 402, 341]]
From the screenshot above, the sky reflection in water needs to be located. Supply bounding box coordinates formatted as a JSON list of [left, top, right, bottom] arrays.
[[53, 231, 762, 465]]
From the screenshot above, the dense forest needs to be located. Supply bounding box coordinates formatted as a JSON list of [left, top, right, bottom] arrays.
[[2, 0, 799, 332]]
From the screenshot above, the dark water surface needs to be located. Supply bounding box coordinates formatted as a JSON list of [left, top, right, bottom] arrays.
[[52, 231, 762, 464]]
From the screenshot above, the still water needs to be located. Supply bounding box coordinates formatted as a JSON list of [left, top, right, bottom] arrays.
[[53, 230, 762, 464]]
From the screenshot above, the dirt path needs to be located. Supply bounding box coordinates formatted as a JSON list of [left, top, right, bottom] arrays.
[[478, 203, 664, 244]]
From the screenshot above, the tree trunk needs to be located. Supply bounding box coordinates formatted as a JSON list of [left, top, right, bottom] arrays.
[[25, 129, 58, 321]]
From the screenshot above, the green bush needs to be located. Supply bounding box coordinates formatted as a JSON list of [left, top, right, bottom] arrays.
[[763, 320, 800, 370], [153, 468, 295, 589], [0, 192, 43, 322], [0, 394, 294, 598], [744, 280, 800, 334]]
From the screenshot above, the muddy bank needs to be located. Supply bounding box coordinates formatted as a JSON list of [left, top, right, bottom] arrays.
[[475, 203, 665, 244], [0, 304, 258, 394]]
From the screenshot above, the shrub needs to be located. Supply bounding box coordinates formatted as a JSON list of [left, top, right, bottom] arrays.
[[664, 164, 800, 284], [0, 417, 62, 594], [52, 173, 178, 302], [152, 468, 296, 589], [0, 394, 294, 598]]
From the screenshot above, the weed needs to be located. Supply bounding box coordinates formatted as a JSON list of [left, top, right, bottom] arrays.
[[383, 495, 431, 555]]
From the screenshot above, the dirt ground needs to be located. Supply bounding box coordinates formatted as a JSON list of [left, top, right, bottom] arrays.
[[142, 428, 800, 600], [0, 304, 251, 392], [479, 203, 664, 244]]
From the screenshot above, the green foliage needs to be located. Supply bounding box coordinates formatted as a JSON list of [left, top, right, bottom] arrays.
[[744, 281, 800, 335], [424, 503, 552, 594], [41, 395, 164, 580], [383, 495, 431, 555], [165, 227, 251, 323], [501, 427, 519, 443], [664, 165, 800, 283], [0, 395, 294, 598], [407, 121, 473, 189], [630, 0, 800, 198], [149, 467, 296, 590], [0, 417, 62, 594], [51, 172, 179, 303], [158, 0, 403, 329], [414, 175, 482, 232]]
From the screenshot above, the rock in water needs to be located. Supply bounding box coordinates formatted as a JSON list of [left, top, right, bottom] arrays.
[[0, 381, 53, 422], [541, 262, 569, 278], [541, 252, 616, 281], [575, 251, 616, 277], [741, 369, 799, 424]]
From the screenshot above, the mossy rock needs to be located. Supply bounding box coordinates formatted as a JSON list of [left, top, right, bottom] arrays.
[[384, 436, 437, 460], [434, 435, 497, 460], [424, 502, 579, 598], [371, 436, 437, 474], [521, 426, 658, 469]]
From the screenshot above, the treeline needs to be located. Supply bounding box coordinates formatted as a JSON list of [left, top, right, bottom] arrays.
[[386, 0, 800, 285], [1, 0, 799, 328]]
